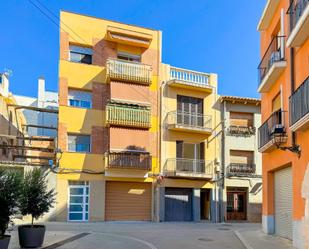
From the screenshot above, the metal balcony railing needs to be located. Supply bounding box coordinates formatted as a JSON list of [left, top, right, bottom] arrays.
[[170, 66, 210, 87], [287, 0, 309, 32], [164, 158, 214, 176], [228, 126, 256, 136], [166, 111, 212, 131], [290, 76, 309, 126], [258, 109, 286, 149], [226, 163, 256, 176], [106, 58, 152, 84], [258, 36, 285, 86], [106, 104, 151, 128], [106, 151, 151, 170]]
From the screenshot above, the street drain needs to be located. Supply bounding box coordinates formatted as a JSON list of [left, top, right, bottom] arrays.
[[218, 228, 231, 231], [198, 238, 214, 242]]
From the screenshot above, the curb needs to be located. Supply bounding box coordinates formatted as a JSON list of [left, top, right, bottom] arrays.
[[234, 230, 254, 249]]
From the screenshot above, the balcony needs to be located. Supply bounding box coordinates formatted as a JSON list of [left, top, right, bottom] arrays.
[[227, 126, 256, 136], [168, 66, 213, 93], [163, 158, 214, 179], [226, 163, 256, 177], [257, 36, 287, 93], [105, 151, 151, 170], [166, 111, 212, 135], [106, 104, 151, 128], [287, 0, 309, 47], [257, 0, 281, 31], [106, 58, 152, 85], [258, 110, 288, 153], [290, 76, 309, 131]]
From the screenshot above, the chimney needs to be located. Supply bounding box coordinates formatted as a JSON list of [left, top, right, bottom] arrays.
[[38, 77, 45, 108]]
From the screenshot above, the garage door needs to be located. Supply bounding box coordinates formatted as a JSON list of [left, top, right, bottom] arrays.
[[105, 181, 152, 221], [274, 167, 292, 239], [165, 188, 192, 221]]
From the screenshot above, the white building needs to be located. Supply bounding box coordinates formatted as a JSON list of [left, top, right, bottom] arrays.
[[14, 77, 58, 137], [217, 96, 262, 222]]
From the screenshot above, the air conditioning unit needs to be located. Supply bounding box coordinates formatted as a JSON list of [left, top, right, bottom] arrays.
[[270, 51, 280, 66], [271, 124, 284, 135]]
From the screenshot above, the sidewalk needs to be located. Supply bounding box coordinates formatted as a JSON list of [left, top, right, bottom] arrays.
[[235, 227, 295, 249]]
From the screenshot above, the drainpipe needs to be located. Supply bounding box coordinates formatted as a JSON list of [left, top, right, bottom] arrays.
[[218, 100, 226, 222], [288, 1, 297, 147]]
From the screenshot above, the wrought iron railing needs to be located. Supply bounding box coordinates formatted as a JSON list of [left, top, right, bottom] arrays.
[[287, 0, 309, 32], [290, 76, 309, 126], [258, 36, 285, 86], [166, 111, 212, 131], [226, 163, 256, 176], [106, 58, 152, 84], [228, 126, 256, 136], [106, 104, 151, 128], [106, 151, 151, 170], [258, 109, 286, 149], [164, 158, 214, 176], [170, 66, 210, 87]]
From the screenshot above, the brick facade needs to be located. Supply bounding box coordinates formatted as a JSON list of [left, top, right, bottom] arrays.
[[58, 77, 68, 106], [60, 32, 69, 61], [91, 126, 107, 154], [58, 122, 67, 152], [92, 82, 109, 110], [93, 39, 117, 66]]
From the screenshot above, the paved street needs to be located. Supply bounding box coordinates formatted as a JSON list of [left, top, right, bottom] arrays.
[[8, 222, 294, 249]]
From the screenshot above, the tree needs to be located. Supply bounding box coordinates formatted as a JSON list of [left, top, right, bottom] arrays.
[[19, 168, 56, 226], [0, 168, 22, 236]]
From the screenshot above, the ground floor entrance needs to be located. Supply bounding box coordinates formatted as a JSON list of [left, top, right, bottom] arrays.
[[226, 187, 247, 221], [164, 188, 193, 221], [105, 181, 152, 221], [68, 181, 90, 221], [274, 166, 292, 240], [200, 189, 211, 220]]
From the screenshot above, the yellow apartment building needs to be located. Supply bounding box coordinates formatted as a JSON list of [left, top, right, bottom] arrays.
[[56, 11, 161, 221], [158, 64, 219, 221], [55, 11, 219, 222]]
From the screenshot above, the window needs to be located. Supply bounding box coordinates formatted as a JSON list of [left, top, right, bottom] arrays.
[[272, 92, 281, 112], [117, 52, 141, 62], [176, 95, 203, 126], [2, 141, 8, 157], [230, 150, 254, 164], [176, 141, 204, 160], [69, 45, 93, 64], [229, 112, 254, 127], [68, 89, 92, 109], [68, 134, 91, 153]]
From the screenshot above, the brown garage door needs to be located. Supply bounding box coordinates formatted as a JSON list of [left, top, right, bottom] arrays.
[[105, 181, 152, 221]]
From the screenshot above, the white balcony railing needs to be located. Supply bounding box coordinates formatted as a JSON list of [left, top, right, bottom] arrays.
[[170, 66, 210, 87]]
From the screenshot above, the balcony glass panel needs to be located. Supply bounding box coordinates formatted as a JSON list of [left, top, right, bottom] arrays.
[[258, 36, 285, 87], [289, 76, 309, 126]]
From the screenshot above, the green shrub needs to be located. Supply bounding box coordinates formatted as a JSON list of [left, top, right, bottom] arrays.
[[0, 168, 22, 236], [19, 168, 56, 226]]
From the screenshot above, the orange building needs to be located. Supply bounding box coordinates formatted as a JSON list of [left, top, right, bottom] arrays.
[[257, 0, 309, 247]]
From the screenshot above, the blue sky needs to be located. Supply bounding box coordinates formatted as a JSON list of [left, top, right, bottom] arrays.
[[0, 0, 264, 98]]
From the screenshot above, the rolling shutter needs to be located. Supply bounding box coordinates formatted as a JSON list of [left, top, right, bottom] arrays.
[[274, 167, 292, 239], [105, 181, 152, 221]]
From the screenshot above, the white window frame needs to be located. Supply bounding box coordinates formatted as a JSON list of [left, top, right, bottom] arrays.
[[67, 182, 90, 222]]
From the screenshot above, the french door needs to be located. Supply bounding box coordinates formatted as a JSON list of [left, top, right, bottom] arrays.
[[177, 95, 203, 127], [68, 182, 89, 221]]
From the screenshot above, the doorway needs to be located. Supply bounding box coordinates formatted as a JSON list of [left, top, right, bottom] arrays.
[[226, 187, 247, 221], [200, 189, 211, 220], [68, 181, 89, 221]]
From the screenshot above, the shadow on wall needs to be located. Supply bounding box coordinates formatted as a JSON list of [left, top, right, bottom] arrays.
[[301, 164, 309, 248]]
